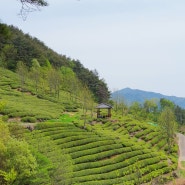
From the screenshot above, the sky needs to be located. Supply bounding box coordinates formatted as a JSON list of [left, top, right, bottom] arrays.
[[1, 0, 185, 97]]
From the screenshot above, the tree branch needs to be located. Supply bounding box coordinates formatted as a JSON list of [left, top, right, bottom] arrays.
[[18, 0, 48, 20]]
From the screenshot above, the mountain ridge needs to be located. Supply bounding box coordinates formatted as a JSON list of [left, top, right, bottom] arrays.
[[112, 87, 185, 108]]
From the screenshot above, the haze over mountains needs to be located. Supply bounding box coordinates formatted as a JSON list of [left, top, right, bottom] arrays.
[[112, 88, 185, 109]]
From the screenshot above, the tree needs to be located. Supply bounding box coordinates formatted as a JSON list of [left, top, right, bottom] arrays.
[[160, 98, 175, 110], [96, 79, 110, 103], [80, 85, 94, 128], [143, 99, 158, 113], [72, 60, 110, 103], [0, 44, 17, 70], [30, 58, 41, 94], [47, 68, 62, 99], [19, 0, 48, 7], [129, 102, 142, 118], [0, 23, 11, 49], [18, 0, 48, 20], [143, 99, 159, 121], [61, 66, 79, 100], [174, 105, 185, 125], [5, 139, 37, 184], [158, 107, 177, 154], [0, 120, 37, 185], [16, 61, 28, 90], [112, 90, 128, 116]]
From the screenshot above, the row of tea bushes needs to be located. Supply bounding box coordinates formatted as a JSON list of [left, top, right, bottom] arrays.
[[34, 121, 174, 184]]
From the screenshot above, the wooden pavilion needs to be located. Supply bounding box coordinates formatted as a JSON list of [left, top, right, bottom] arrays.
[[96, 103, 113, 118]]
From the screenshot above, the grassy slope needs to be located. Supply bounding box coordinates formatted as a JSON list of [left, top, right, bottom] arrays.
[[0, 67, 71, 121], [0, 68, 179, 184], [24, 114, 178, 184]]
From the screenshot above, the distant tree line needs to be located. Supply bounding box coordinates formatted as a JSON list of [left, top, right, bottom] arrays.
[[113, 94, 185, 126], [0, 23, 110, 103]]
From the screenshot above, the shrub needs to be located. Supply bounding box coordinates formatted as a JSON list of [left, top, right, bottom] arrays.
[[21, 116, 37, 123], [2, 115, 9, 122]]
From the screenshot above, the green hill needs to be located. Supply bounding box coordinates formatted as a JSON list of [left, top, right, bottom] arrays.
[[0, 67, 179, 184], [0, 23, 110, 103], [0, 67, 67, 121], [23, 117, 177, 185]]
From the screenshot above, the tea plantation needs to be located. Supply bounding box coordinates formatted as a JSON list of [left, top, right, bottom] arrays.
[[24, 117, 177, 185], [0, 67, 179, 184]]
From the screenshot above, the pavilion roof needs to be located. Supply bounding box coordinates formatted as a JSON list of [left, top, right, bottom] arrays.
[[96, 103, 112, 109]]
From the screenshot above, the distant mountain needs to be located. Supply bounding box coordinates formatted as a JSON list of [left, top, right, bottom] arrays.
[[111, 88, 185, 109]]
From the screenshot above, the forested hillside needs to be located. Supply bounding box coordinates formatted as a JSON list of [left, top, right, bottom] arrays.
[[0, 23, 110, 103], [112, 88, 185, 125], [112, 88, 185, 108]]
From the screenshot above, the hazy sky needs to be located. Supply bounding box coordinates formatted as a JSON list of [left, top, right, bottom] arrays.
[[1, 0, 185, 97]]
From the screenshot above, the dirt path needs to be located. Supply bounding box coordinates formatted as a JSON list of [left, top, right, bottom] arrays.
[[177, 133, 185, 163], [165, 133, 185, 185], [177, 133, 185, 171]]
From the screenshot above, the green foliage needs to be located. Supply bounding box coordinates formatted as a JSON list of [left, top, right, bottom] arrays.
[[51, 114, 78, 123], [0, 23, 11, 42], [0, 100, 6, 111], [25, 130, 73, 185], [21, 116, 37, 123], [175, 105, 185, 125], [158, 107, 177, 153], [29, 119, 176, 184], [6, 139, 37, 181], [72, 61, 110, 103], [0, 120, 38, 185], [0, 67, 66, 121], [160, 98, 175, 110], [16, 61, 28, 89], [0, 168, 17, 185]]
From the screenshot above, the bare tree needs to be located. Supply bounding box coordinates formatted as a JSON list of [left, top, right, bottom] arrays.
[[18, 0, 48, 20]]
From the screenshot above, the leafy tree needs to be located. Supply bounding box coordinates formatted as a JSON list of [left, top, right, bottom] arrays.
[[143, 99, 158, 113], [160, 98, 175, 110], [143, 99, 159, 121], [174, 105, 185, 125], [61, 66, 79, 100], [0, 120, 37, 185], [5, 139, 37, 184], [119, 101, 128, 117], [112, 91, 128, 116], [129, 102, 142, 118], [16, 61, 28, 89], [95, 78, 110, 103], [29, 58, 41, 94], [73, 60, 110, 103], [80, 85, 94, 128], [158, 107, 177, 154], [0, 23, 11, 49], [47, 68, 62, 98], [0, 44, 17, 70]]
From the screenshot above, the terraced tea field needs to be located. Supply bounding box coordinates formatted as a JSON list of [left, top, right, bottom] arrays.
[[27, 119, 177, 185]]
